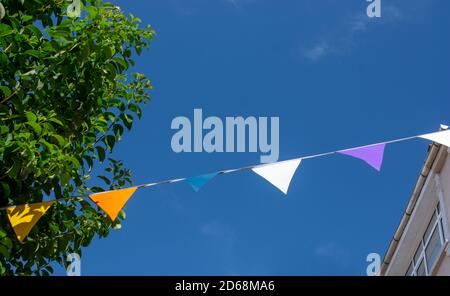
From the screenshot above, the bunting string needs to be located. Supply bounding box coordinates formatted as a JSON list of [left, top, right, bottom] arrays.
[[1, 127, 449, 241]]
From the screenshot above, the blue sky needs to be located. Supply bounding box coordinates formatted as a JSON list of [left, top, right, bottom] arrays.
[[54, 0, 450, 275]]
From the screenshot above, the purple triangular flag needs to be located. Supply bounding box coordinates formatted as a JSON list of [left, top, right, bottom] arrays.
[[337, 143, 386, 171]]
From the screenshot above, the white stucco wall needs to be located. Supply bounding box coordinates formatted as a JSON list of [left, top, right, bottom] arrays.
[[384, 147, 450, 276], [435, 148, 450, 275], [435, 256, 450, 276], [438, 149, 450, 241]]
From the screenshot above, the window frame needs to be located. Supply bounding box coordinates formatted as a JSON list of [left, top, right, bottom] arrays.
[[406, 203, 446, 276]]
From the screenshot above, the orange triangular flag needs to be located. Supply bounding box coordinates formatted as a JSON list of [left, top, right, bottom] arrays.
[[89, 187, 138, 221], [7, 201, 54, 242]]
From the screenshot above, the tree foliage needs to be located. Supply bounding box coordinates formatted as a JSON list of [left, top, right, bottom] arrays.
[[0, 0, 154, 275]]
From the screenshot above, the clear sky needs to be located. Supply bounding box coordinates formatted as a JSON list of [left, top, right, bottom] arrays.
[[54, 0, 450, 275]]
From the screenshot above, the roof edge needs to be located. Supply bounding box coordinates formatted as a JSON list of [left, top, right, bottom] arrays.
[[379, 126, 448, 275]]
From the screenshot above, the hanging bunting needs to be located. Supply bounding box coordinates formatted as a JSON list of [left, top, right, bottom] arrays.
[[419, 129, 450, 147], [184, 172, 220, 192], [337, 143, 386, 171], [89, 187, 138, 221], [1, 126, 449, 237], [252, 158, 302, 195], [7, 201, 54, 242]]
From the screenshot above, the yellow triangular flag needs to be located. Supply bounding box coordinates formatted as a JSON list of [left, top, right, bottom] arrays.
[[7, 201, 54, 242], [89, 187, 138, 221]]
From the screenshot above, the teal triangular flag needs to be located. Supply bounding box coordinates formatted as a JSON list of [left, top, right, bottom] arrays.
[[184, 172, 219, 192]]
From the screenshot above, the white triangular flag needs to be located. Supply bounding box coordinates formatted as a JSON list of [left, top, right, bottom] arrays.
[[252, 158, 302, 195], [419, 129, 450, 147]]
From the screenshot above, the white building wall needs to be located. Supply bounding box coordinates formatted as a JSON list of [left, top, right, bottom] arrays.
[[435, 149, 450, 275], [435, 256, 450, 276], [383, 147, 450, 276]]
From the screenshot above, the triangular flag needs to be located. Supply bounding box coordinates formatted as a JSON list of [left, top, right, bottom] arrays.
[[89, 187, 138, 221], [419, 129, 450, 147], [252, 158, 302, 195], [337, 143, 386, 171], [184, 172, 219, 192], [7, 201, 54, 242]]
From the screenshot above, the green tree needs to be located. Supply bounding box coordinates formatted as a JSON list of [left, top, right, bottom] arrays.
[[0, 0, 154, 275]]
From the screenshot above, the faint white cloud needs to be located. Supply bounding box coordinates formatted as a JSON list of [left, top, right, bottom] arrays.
[[315, 242, 351, 268], [302, 3, 406, 62], [223, 0, 260, 12], [383, 4, 405, 21], [225, 0, 241, 12], [200, 220, 239, 274], [315, 242, 338, 258], [168, 0, 257, 15], [303, 42, 330, 62], [201, 220, 236, 247], [160, 189, 185, 213], [348, 14, 370, 33]]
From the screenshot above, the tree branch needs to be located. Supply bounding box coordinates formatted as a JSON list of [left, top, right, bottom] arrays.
[[0, 89, 18, 105]]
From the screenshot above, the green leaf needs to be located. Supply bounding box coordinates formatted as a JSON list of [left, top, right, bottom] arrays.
[[113, 124, 124, 140], [21, 15, 33, 23], [0, 86, 11, 97], [7, 160, 21, 179], [45, 266, 54, 274], [95, 146, 106, 162], [49, 222, 59, 233], [113, 57, 128, 71], [128, 103, 142, 119], [24, 49, 44, 58], [60, 172, 71, 185], [68, 156, 81, 169], [98, 175, 111, 185], [0, 3, 5, 20], [1, 237, 12, 249], [91, 186, 105, 193], [0, 24, 12, 37], [0, 125, 8, 134], [40, 139, 55, 152], [49, 117, 64, 126], [0, 51, 8, 66], [104, 135, 115, 151], [58, 236, 71, 252], [25, 111, 37, 122], [37, 80, 44, 90], [63, 220, 75, 230], [83, 155, 93, 170], [0, 182, 11, 198], [102, 46, 113, 60], [26, 24, 43, 39], [85, 6, 98, 18], [27, 122, 42, 135], [52, 134, 66, 147], [0, 245, 10, 260], [118, 210, 126, 220], [103, 2, 116, 8], [0, 229, 7, 239], [59, 19, 73, 27], [81, 43, 90, 62], [120, 114, 133, 130]]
